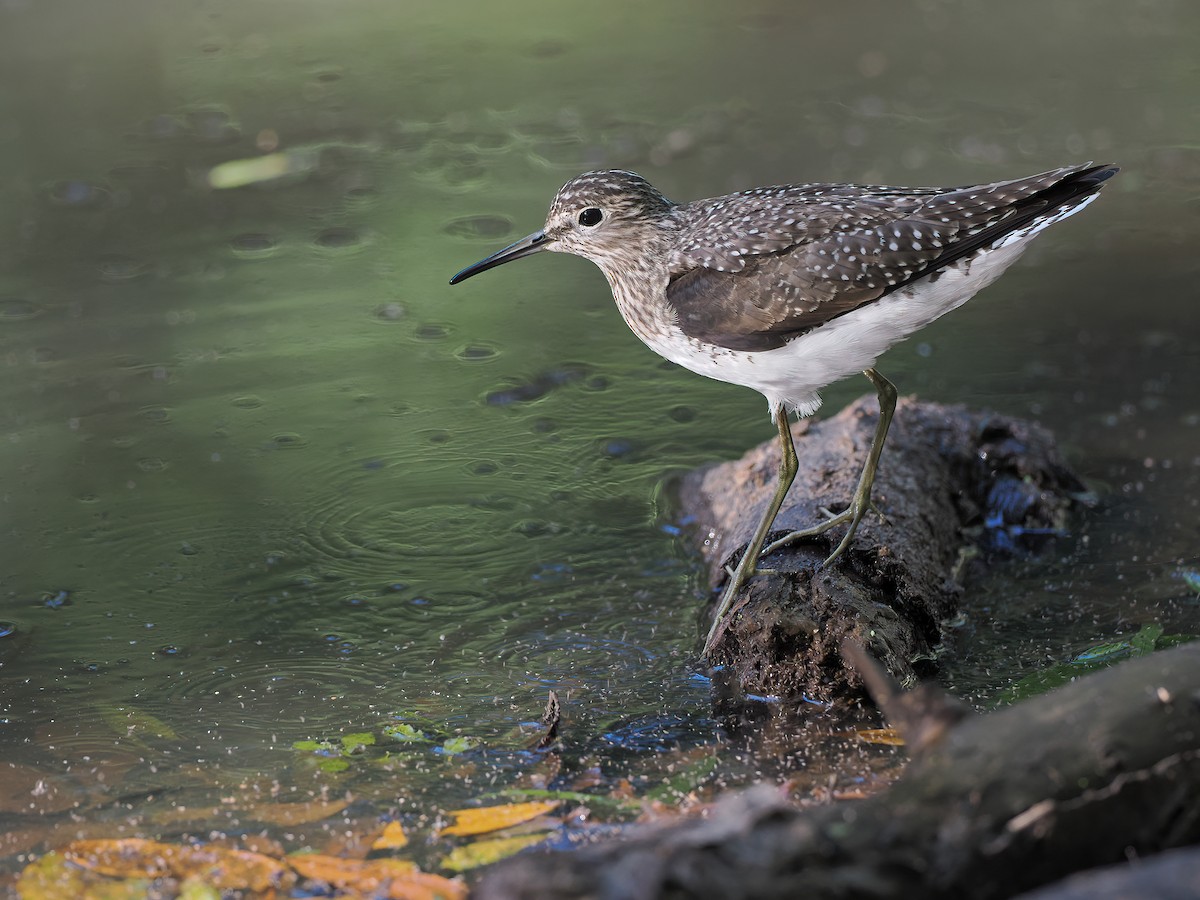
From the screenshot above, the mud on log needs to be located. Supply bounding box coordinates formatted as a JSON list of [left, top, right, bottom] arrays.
[[475, 642, 1200, 900], [678, 395, 1086, 700]]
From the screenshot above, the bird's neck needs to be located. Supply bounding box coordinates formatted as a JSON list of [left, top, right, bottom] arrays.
[[589, 207, 687, 345]]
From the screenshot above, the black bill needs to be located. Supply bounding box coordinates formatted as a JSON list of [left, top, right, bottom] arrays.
[[449, 230, 550, 285]]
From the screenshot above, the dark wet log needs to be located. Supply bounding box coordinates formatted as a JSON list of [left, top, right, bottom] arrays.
[[475, 642, 1200, 900], [677, 395, 1085, 700]]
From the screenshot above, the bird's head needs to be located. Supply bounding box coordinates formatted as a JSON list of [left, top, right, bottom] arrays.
[[449, 170, 677, 285]]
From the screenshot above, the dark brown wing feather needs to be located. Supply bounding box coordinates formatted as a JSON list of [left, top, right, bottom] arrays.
[[665, 164, 1116, 352]]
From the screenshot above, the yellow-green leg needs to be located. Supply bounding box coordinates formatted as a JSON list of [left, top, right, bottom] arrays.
[[702, 369, 897, 657], [702, 407, 798, 657], [762, 367, 897, 566]]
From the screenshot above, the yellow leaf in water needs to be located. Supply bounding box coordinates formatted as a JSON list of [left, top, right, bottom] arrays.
[[64, 838, 294, 893], [440, 833, 549, 872], [288, 854, 465, 900], [177, 877, 223, 900], [855, 728, 905, 746], [373, 820, 409, 850], [440, 800, 559, 837], [15, 851, 129, 899], [206, 149, 320, 189]]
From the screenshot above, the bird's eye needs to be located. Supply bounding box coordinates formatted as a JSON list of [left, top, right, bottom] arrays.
[[578, 208, 603, 227]]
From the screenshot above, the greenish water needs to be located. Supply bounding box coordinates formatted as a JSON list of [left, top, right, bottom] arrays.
[[1, 0, 1198, 880]]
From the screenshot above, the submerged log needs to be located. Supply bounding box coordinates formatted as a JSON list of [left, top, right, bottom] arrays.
[[677, 395, 1086, 700], [475, 641, 1200, 900]]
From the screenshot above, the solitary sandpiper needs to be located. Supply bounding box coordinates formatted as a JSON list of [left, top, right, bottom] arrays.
[[450, 162, 1118, 657]]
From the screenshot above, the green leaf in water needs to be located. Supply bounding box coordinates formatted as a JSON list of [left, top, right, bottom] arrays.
[[101, 706, 179, 742], [340, 732, 375, 754], [440, 737, 473, 756], [383, 723, 427, 742], [440, 833, 549, 872], [1129, 623, 1164, 656], [317, 757, 351, 773], [999, 623, 1186, 705]]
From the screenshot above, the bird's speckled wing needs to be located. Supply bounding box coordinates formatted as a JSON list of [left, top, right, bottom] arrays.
[[665, 165, 1102, 352]]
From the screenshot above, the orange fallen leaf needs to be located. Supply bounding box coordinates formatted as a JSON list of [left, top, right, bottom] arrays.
[[289, 853, 465, 900], [373, 820, 409, 850], [440, 833, 549, 872], [855, 728, 905, 746], [440, 800, 559, 837], [64, 838, 294, 893]]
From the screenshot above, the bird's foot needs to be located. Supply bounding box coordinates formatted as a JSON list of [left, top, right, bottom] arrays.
[[723, 562, 778, 578], [762, 495, 878, 567], [762, 508, 851, 556]]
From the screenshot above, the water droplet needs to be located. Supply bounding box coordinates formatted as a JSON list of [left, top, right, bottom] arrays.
[[269, 432, 308, 449], [455, 343, 498, 362], [600, 438, 636, 458], [136, 457, 168, 472], [513, 520, 555, 538], [314, 226, 362, 249], [414, 323, 451, 341], [139, 406, 173, 424], [97, 254, 150, 282], [229, 233, 277, 256]]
